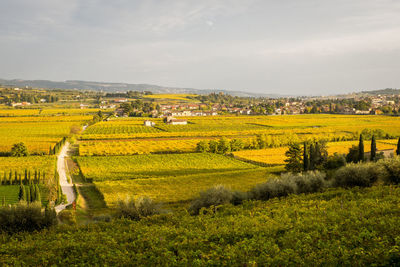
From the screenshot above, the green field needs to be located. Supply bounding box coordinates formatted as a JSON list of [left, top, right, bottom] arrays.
[[76, 153, 258, 181], [0, 185, 19, 204], [94, 167, 283, 207]]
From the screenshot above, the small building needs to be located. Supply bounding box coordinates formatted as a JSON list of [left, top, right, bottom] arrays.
[[144, 120, 156, 127], [164, 116, 187, 125]]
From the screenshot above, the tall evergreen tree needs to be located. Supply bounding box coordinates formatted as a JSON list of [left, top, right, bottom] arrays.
[[35, 184, 41, 204], [303, 142, 309, 171], [396, 137, 400, 156], [370, 135, 377, 161], [30, 184, 35, 202], [309, 144, 315, 170], [26, 186, 31, 203], [284, 143, 303, 173], [18, 184, 26, 201], [358, 134, 365, 162]]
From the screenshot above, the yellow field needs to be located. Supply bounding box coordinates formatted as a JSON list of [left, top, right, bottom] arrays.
[[0, 108, 113, 117], [79, 139, 204, 155], [232, 140, 397, 165], [0, 115, 89, 153]]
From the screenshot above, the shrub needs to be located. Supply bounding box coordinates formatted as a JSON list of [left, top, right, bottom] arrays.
[[250, 178, 296, 200], [378, 157, 400, 184], [324, 153, 346, 170], [189, 185, 233, 215], [115, 196, 161, 220], [332, 163, 382, 188], [250, 171, 327, 200], [287, 171, 327, 194], [58, 210, 77, 225], [0, 202, 57, 233]]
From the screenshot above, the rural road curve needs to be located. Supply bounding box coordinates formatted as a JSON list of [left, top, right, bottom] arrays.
[[55, 142, 75, 213]]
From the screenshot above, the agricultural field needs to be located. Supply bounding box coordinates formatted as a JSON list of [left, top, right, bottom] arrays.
[[0, 156, 57, 204], [1, 185, 399, 265], [232, 139, 397, 165], [94, 167, 282, 207], [0, 108, 109, 117], [0, 185, 19, 204], [0, 115, 89, 154], [79, 114, 400, 141], [76, 153, 258, 181], [78, 138, 229, 155]]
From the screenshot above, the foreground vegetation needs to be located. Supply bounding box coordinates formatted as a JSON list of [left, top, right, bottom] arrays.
[[0, 185, 399, 265]]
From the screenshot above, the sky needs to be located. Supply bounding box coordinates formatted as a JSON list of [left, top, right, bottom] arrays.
[[0, 0, 400, 95]]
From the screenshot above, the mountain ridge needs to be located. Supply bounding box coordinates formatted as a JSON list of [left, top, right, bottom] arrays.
[[0, 78, 283, 98]]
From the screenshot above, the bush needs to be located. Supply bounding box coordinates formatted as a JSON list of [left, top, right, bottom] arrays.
[[378, 157, 400, 184], [250, 178, 296, 200], [189, 185, 233, 215], [324, 153, 346, 170], [288, 171, 327, 194], [332, 163, 382, 188], [250, 171, 327, 200], [58, 210, 77, 225], [0, 202, 57, 233], [115, 196, 161, 220]]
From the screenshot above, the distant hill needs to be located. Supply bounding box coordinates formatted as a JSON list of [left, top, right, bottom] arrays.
[[0, 78, 282, 98], [361, 88, 400, 95]]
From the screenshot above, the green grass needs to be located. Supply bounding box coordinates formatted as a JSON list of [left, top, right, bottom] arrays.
[[78, 185, 107, 211], [76, 153, 259, 182], [0, 185, 19, 204]]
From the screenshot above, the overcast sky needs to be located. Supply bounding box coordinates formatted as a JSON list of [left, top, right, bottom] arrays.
[[1, 0, 399, 95]]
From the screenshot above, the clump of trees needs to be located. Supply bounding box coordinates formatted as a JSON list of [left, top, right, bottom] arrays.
[[285, 141, 329, 172], [196, 138, 244, 154], [18, 183, 41, 204], [0, 202, 57, 233], [10, 142, 28, 157]]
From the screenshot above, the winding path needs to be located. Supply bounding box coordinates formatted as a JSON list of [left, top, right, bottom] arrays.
[[55, 142, 76, 213]]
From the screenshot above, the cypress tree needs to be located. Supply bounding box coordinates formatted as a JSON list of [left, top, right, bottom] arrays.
[[358, 134, 365, 162], [396, 137, 400, 156], [303, 142, 309, 171], [30, 184, 35, 202], [19, 184, 26, 201], [309, 144, 315, 170], [35, 184, 41, 204], [26, 186, 31, 203], [371, 135, 377, 161]]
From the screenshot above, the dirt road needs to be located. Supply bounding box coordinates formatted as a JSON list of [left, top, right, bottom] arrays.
[[55, 142, 75, 213]]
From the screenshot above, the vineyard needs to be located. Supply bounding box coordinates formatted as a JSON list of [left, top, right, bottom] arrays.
[[1, 185, 399, 265], [0, 116, 88, 154], [94, 167, 282, 207], [0, 185, 19, 204], [75, 153, 258, 181], [0, 156, 57, 204]]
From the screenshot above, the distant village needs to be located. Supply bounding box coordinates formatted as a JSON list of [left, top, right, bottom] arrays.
[[1, 86, 400, 118]]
